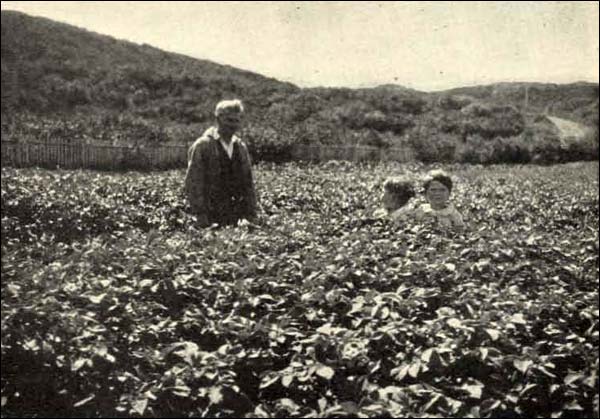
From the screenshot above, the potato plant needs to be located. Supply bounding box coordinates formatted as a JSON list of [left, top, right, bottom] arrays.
[[1, 162, 598, 418]]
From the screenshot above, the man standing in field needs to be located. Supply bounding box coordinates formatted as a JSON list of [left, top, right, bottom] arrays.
[[184, 99, 258, 227]]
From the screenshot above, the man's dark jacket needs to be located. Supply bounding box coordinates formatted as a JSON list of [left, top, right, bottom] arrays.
[[184, 127, 257, 226]]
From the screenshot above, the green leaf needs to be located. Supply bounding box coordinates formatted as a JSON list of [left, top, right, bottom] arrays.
[[71, 358, 89, 372], [259, 375, 279, 389], [564, 401, 584, 411], [486, 328, 500, 341], [172, 385, 191, 397], [7, 284, 20, 297], [280, 398, 299, 411], [23, 339, 39, 351], [381, 306, 390, 319], [564, 373, 583, 386], [138, 279, 153, 288], [423, 393, 443, 412], [88, 293, 107, 304], [172, 342, 199, 365], [95, 345, 108, 357], [316, 324, 335, 335], [444, 263, 456, 272], [347, 301, 364, 315], [513, 359, 533, 374], [318, 398, 327, 411], [281, 374, 293, 387], [408, 362, 421, 378], [316, 365, 335, 380], [73, 394, 95, 407], [519, 383, 538, 396], [421, 348, 435, 363], [393, 364, 411, 381], [509, 313, 527, 325], [461, 384, 483, 399], [132, 399, 148, 416], [537, 366, 557, 378], [208, 387, 223, 404], [447, 318, 462, 328]]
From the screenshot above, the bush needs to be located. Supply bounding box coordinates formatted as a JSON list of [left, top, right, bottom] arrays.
[[395, 96, 428, 115], [408, 133, 458, 163], [561, 135, 599, 162], [361, 111, 414, 134], [461, 102, 493, 117], [437, 95, 473, 110], [454, 134, 493, 164], [460, 104, 525, 139], [530, 135, 567, 164], [243, 125, 294, 163], [356, 129, 389, 148], [489, 137, 532, 163]]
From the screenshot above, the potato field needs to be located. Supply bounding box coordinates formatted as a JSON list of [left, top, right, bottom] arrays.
[[1, 161, 599, 418]]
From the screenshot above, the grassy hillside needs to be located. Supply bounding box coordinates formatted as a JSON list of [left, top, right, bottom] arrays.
[[0, 10, 298, 143], [443, 82, 599, 125], [1, 10, 598, 163]]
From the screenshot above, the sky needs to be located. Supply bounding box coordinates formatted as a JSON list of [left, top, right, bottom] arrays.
[[1, 1, 598, 91]]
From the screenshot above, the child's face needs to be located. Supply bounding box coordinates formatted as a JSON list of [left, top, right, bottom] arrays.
[[383, 191, 406, 211], [425, 180, 450, 209]]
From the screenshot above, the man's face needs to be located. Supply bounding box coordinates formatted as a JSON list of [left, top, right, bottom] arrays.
[[217, 111, 243, 136]]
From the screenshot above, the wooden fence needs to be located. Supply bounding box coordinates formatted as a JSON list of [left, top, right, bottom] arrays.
[[290, 144, 415, 163], [1, 141, 188, 170], [1, 141, 415, 170]]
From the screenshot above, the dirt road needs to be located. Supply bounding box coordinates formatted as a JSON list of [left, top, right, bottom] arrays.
[[547, 116, 590, 139]]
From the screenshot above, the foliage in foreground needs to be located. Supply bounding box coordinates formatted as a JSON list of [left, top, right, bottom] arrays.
[[1, 162, 599, 417]]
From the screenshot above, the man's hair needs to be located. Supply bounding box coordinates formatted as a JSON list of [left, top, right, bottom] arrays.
[[383, 177, 415, 201], [423, 169, 453, 193], [215, 99, 244, 117]]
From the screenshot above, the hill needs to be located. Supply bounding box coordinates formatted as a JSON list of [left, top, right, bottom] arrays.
[[0, 10, 299, 144], [1, 10, 598, 164], [443, 82, 599, 125]]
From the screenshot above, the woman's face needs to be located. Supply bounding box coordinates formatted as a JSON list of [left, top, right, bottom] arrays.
[[425, 180, 450, 209]]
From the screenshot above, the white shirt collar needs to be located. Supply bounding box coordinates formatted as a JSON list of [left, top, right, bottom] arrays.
[[207, 126, 241, 143], [220, 138, 234, 159], [207, 126, 240, 159]]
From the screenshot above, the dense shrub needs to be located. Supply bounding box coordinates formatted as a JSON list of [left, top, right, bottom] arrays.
[[244, 126, 294, 163], [560, 135, 599, 163], [454, 134, 494, 164], [489, 137, 532, 163], [438, 95, 473, 111], [461, 102, 493, 117], [408, 133, 458, 163], [460, 104, 525, 139]]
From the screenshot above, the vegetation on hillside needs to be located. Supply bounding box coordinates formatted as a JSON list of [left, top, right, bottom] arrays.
[[445, 82, 599, 125], [1, 10, 598, 163]]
